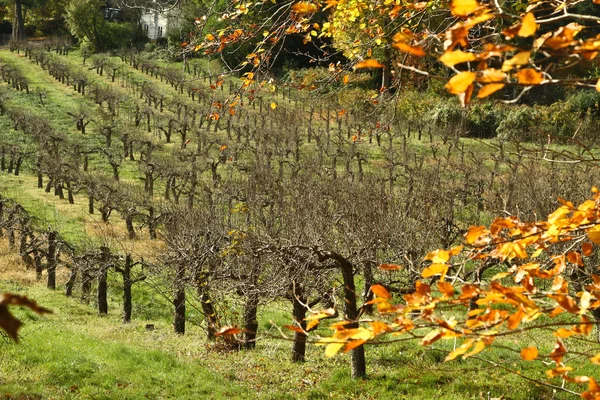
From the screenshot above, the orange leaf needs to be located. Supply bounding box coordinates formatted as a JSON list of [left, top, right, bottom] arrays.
[[518, 13, 537, 37], [371, 284, 391, 299], [343, 339, 367, 352], [451, 0, 479, 17], [550, 339, 567, 364], [343, 75, 349, 85], [507, 309, 524, 330], [445, 71, 477, 94], [0, 294, 52, 342], [438, 281, 455, 297], [378, 263, 403, 271], [355, 59, 386, 69], [582, 242, 593, 256], [516, 68, 543, 85], [392, 42, 426, 57], [284, 324, 305, 333], [292, 2, 318, 14], [477, 83, 505, 99], [465, 225, 489, 244], [215, 326, 242, 336], [520, 347, 539, 360]]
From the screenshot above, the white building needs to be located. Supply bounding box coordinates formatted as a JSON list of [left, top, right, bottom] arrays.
[[140, 0, 174, 40]]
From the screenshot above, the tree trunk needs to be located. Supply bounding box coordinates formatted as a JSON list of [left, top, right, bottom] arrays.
[[291, 284, 308, 362], [196, 272, 218, 340], [65, 266, 77, 297], [122, 254, 133, 323], [174, 264, 186, 334], [244, 293, 259, 349], [46, 231, 58, 289], [12, 0, 25, 41], [98, 246, 110, 315], [338, 255, 366, 378]]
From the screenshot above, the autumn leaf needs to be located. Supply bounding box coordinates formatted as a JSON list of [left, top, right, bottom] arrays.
[[516, 68, 543, 85], [588, 225, 600, 244], [422, 263, 449, 278], [215, 326, 242, 336], [343, 75, 349, 85], [371, 284, 391, 299], [0, 294, 52, 342], [439, 50, 477, 67], [445, 339, 474, 361], [446, 71, 476, 94], [292, 2, 318, 14], [451, 0, 479, 17], [518, 13, 537, 37], [424, 249, 450, 263], [478, 83, 505, 99], [521, 347, 539, 360], [549, 340, 567, 364], [355, 59, 386, 69], [392, 42, 426, 57], [501, 51, 531, 72], [378, 263, 402, 271], [438, 281, 455, 297], [325, 342, 345, 357], [284, 324, 305, 333], [582, 242, 593, 256]]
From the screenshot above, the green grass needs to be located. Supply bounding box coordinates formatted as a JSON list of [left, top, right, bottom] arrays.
[[0, 265, 582, 400]]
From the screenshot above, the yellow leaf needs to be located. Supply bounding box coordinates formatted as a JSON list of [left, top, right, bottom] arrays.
[[424, 249, 450, 263], [518, 13, 537, 37], [516, 68, 543, 85], [520, 347, 539, 360], [422, 263, 449, 278], [392, 28, 414, 42], [479, 69, 507, 83], [588, 225, 600, 244], [445, 339, 474, 361], [439, 50, 477, 67], [325, 342, 345, 357], [445, 71, 477, 94], [597, 78, 600, 92], [451, 0, 479, 17], [270, 102, 277, 110], [343, 75, 349, 85], [591, 353, 600, 364], [392, 42, 426, 57], [463, 340, 486, 359], [355, 59, 386, 69], [477, 83, 505, 99], [501, 51, 531, 72]]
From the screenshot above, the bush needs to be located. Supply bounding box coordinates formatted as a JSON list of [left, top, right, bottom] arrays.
[[496, 105, 542, 141], [465, 102, 505, 139]]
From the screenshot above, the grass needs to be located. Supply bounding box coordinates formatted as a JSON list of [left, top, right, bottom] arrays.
[[0, 239, 585, 400]]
